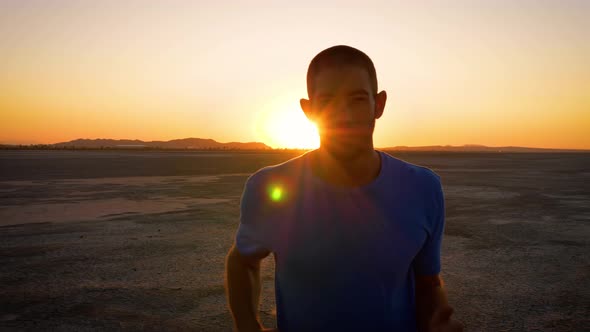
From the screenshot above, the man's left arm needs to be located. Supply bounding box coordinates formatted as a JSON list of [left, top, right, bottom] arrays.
[[415, 274, 463, 332], [414, 174, 463, 332]]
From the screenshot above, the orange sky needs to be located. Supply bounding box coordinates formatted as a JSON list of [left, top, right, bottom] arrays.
[[1, 1, 589, 149]]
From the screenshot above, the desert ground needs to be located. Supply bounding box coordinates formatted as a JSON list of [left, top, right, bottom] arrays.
[[0, 150, 588, 331]]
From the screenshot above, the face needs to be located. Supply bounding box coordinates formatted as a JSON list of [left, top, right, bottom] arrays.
[[301, 65, 386, 160]]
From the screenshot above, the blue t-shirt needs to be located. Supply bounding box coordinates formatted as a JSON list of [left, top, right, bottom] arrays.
[[235, 151, 445, 332]]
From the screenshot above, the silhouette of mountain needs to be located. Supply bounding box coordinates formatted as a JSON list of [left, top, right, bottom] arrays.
[[380, 145, 585, 152], [1, 140, 587, 152], [51, 138, 271, 150]]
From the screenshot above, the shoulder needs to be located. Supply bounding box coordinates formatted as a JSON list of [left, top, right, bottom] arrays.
[[379, 151, 441, 191], [380, 151, 444, 227], [244, 152, 310, 192]]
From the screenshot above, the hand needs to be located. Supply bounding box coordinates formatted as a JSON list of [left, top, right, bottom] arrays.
[[427, 306, 464, 332], [240, 327, 278, 332]]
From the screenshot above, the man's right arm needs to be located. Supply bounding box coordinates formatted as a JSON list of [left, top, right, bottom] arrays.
[[225, 243, 271, 332]]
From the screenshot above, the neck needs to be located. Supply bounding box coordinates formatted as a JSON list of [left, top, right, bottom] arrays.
[[311, 145, 381, 187]]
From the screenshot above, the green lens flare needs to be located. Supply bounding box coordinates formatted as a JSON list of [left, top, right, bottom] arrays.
[[270, 186, 283, 202]]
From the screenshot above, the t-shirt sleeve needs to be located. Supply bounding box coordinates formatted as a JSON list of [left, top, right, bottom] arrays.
[[235, 175, 271, 257], [413, 174, 445, 276]]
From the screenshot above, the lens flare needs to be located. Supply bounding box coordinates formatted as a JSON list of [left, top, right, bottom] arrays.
[[269, 185, 284, 202]]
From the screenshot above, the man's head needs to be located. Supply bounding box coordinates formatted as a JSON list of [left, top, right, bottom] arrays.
[[300, 45, 387, 160]]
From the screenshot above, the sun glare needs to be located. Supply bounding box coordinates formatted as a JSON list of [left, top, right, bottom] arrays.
[[255, 103, 320, 149], [269, 185, 284, 202]]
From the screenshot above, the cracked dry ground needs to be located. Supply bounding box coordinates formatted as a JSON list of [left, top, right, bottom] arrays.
[[0, 151, 589, 331]]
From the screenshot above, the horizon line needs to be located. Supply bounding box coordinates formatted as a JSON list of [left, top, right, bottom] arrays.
[[0, 138, 588, 152]]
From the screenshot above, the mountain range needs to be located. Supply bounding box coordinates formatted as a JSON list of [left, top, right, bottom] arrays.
[[380, 144, 586, 152], [52, 138, 271, 150], [0, 139, 586, 152]]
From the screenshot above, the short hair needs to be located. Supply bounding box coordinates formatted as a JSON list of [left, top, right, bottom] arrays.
[[306, 45, 378, 97]]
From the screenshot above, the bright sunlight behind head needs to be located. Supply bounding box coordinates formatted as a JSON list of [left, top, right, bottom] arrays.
[[255, 101, 320, 149]]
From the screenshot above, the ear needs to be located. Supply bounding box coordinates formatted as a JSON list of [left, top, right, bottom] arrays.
[[374, 90, 387, 120], [300, 98, 314, 121]]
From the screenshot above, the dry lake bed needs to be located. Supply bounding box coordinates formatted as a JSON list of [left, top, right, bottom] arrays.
[[1, 150, 589, 331]]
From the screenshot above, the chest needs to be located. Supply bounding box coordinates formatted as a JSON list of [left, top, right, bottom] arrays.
[[272, 188, 429, 283]]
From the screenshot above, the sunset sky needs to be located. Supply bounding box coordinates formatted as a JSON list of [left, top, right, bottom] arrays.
[[1, 0, 589, 149]]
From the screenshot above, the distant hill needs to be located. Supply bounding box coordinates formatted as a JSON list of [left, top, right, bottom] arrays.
[[1, 140, 587, 152], [51, 138, 271, 150], [380, 144, 586, 152]]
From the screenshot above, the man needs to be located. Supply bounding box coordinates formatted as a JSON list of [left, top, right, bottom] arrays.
[[225, 45, 463, 332]]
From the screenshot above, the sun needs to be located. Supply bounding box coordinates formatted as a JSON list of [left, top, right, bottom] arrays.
[[255, 103, 320, 149]]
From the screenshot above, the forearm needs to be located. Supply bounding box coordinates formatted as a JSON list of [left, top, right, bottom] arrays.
[[415, 277, 451, 331], [225, 245, 263, 332]]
